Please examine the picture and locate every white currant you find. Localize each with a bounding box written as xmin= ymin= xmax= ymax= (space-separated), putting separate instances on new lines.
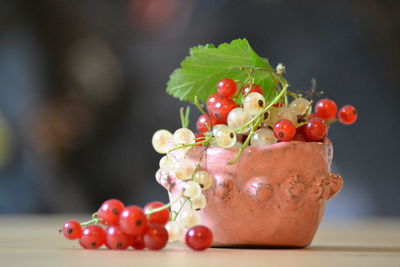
xmin=250 ymin=128 xmax=277 ymax=146
xmin=212 ymin=124 xmax=236 ymax=148
xmin=243 ymin=92 xmax=265 ymax=116
xmin=195 ymin=171 xmax=212 ymax=190
xmin=152 ymin=129 xmax=173 ymax=154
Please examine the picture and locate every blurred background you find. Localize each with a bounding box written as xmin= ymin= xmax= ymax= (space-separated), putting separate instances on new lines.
xmin=0 ymin=0 xmax=399 ymax=217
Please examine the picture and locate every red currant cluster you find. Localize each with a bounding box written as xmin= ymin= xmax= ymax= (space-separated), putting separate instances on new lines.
xmin=61 ymin=199 xmax=213 ymax=251
xmin=194 ymin=77 xmax=357 ymax=148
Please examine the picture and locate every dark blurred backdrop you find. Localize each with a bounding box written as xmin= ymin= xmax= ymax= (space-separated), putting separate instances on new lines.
xmin=0 ymin=0 xmax=399 ymax=217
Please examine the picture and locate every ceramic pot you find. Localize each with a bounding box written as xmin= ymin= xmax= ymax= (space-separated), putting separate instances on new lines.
xmin=156 ymin=140 xmax=342 ymax=247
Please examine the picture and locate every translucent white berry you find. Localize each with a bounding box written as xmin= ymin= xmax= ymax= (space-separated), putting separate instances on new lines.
xmin=152 ymin=129 xmax=173 ymax=154
xmin=269 ymin=107 xmax=297 ymax=127
xmin=165 ymin=221 xmax=184 ymax=242
xmin=289 ymin=98 xmax=310 ymax=115
xmin=232 ymin=141 xmax=243 ymax=147
xmin=179 ymin=209 xmax=200 ymax=228
xmin=212 ymin=124 xmax=236 ymax=148
xmin=173 ymin=128 xmax=195 ymax=151
xmin=183 ymin=181 xmax=202 ymax=199
xmin=173 ymin=159 xmax=196 ymax=180
xmin=227 ymin=107 xmax=252 ymax=134
xmin=250 ymin=128 xmax=277 ymax=146
xmin=159 ymin=155 xmax=174 ymax=172
xmin=191 ymin=194 xmax=207 ymax=210
xmin=195 ymin=171 xmax=212 ymax=190
xmin=243 ymin=92 xmax=265 ymax=116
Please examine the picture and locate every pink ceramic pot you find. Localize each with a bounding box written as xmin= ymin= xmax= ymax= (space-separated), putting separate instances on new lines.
xmin=156 ymin=140 xmax=342 ymax=247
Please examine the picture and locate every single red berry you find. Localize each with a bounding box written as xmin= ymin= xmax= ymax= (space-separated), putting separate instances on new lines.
xmin=217 ymin=78 xmax=237 ymax=98
xmin=105 ymin=226 xmax=130 ymax=250
xmin=196 ymin=114 xmax=215 ymax=133
xmin=119 ymin=206 xmax=147 ymax=236
xmin=131 ymin=234 xmax=146 ymax=250
xmin=144 ymin=202 xmax=170 ymax=226
xmin=62 ymin=220 xmax=82 ymax=240
xmin=210 ymin=97 xmax=237 ymax=124
xmin=305 ymin=118 xmax=328 ymax=141
xmin=185 ymin=225 xmax=213 ymax=251
xmin=79 ymin=225 xmax=106 ymax=249
xmin=293 ymin=125 xmax=309 ymax=142
xmin=273 ymin=120 xmax=296 ymax=142
xmin=195 ymin=133 xmax=206 ymax=146
xmin=206 ymin=93 xmax=223 ymax=114
xmin=242 ymin=84 xmax=263 ymax=96
xmin=98 ymin=199 xmax=125 ymax=226
xmin=338 ymin=105 xmax=357 ymax=125
xmin=315 ymin=99 xmax=338 ymax=121
xmin=143 ymin=224 xmax=168 ymax=250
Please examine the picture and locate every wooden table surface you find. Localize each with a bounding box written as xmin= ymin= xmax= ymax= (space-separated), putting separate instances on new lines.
xmin=0 ymin=215 xmax=399 ymax=267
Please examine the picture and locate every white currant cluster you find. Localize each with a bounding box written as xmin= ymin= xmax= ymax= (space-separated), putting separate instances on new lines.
xmin=152 ymin=128 xmax=213 ymax=242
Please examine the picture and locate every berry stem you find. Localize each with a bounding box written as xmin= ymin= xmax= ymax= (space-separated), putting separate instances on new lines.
xmin=194 ymin=96 xmax=207 ymax=115
xmin=167 ymin=135 xmax=213 ymax=153
xmin=145 ymin=194 xmax=183 ymax=216
xmin=171 ymin=197 xmax=190 ymax=221
xmin=180 ymin=106 xmax=191 ymax=128
xmin=80 ymin=217 xmax=102 ymax=227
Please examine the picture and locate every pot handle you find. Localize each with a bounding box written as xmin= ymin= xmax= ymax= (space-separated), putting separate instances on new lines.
xmin=327 ymin=173 xmax=343 ymax=200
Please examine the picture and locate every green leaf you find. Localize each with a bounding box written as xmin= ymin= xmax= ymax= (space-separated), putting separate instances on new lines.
xmin=166 ymin=39 xmax=278 ymax=104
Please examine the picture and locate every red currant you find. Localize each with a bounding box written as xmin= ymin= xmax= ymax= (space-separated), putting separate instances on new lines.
xmin=338 ymin=105 xmax=357 ymax=125
xmin=273 ymin=120 xmax=296 ymax=141
xmin=105 ymin=226 xmax=130 ymax=250
xmin=206 ymin=93 xmax=223 ymax=114
xmin=305 ymin=118 xmax=328 ymax=141
xmin=79 ymin=225 xmax=106 ymax=249
xmin=195 ymin=133 xmax=206 ymax=146
xmin=217 ymin=78 xmax=237 ymax=98
xmin=293 ymin=125 xmax=309 ymax=142
xmin=185 ymin=225 xmax=213 ymax=251
xmin=144 ymin=201 xmax=170 ymax=226
xmin=210 ymin=97 xmax=237 ymax=124
xmin=143 ymin=224 xmax=168 ymax=250
xmin=315 ymin=99 xmax=338 ymax=121
xmin=196 ymin=114 xmax=215 ymax=133
xmin=119 ymin=206 xmax=147 ymax=236
xmin=62 ymin=220 xmax=82 ymax=240
xmin=242 ymin=84 xmax=263 ymax=96
xmin=131 ymin=234 xmax=146 ymax=250
xmin=98 ymin=199 xmax=125 ymax=226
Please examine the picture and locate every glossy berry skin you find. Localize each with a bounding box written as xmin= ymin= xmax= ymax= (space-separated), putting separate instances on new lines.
xmin=217 ymin=78 xmax=237 ymax=98
xmin=98 ymin=199 xmax=125 ymax=226
xmin=119 ymin=206 xmax=147 ymax=236
xmin=144 ymin=202 xmax=170 ymax=226
xmin=315 ymin=99 xmax=338 ymax=121
xmin=62 ymin=220 xmax=82 ymax=240
xmin=338 ymin=105 xmax=357 ymax=125
xmin=131 ymin=234 xmax=146 ymax=250
xmin=242 ymin=84 xmax=263 ymax=96
xmin=105 ymin=226 xmax=130 ymax=250
xmin=273 ymin=120 xmax=296 ymax=142
xmin=143 ymin=224 xmax=169 ymax=250
xmin=210 ymin=97 xmax=237 ymax=124
xmin=206 ymin=93 xmax=223 ymax=114
xmin=185 ymin=225 xmax=213 ymax=251
xmin=196 ymin=114 xmax=215 ymax=133
xmin=293 ymin=125 xmax=309 ymax=142
xmin=79 ymin=225 xmax=106 ymax=249
xmin=305 ymin=118 xmax=328 ymax=141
